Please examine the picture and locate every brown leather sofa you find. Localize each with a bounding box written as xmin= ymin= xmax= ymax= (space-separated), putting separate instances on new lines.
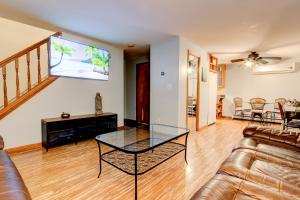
xmin=191 ymin=126 xmax=300 ymax=200
xmin=0 ymin=135 xmax=32 ymax=200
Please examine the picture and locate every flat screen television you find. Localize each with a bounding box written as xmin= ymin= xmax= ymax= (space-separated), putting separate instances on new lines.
xmin=49 ymin=36 xmax=110 ymax=80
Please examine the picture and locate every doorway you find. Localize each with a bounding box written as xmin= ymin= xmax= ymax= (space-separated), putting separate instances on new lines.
xmin=186 ymin=50 xmax=200 ymax=131
xmin=124 ymin=46 xmax=150 ymax=127
xmin=136 ymin=62 xmax=150 ymax=125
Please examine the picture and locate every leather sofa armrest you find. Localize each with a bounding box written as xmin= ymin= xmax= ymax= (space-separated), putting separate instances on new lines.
xmin=0 ymin=135 xmax=4 ymax=150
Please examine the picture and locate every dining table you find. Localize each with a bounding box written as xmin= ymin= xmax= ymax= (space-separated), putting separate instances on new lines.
xmin=243 ymin=102 xmax=274 ymax=121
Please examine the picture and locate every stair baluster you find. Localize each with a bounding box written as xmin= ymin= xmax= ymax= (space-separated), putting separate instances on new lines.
xmin=15 ymin=58 xmax=20 ymax=98
xmin=2 ymin=65 xmax=8 ymax=107
xmin=37 ymin=47 xmax=41 ymax=84
xmin=26 ymin=52 xmax=31 ymax=91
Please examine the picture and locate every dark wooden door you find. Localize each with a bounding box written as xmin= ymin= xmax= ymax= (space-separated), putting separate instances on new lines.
xmin=136 ymin=62 xmax=150 ymax=125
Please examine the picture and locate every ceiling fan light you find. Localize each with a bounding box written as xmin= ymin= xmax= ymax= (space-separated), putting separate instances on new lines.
xmin=245 ymin=60 xmax=252 ymax=67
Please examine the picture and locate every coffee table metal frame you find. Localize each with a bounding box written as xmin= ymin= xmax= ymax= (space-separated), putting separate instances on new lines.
xmin=95 ymin=124 xmax=189 ymax=200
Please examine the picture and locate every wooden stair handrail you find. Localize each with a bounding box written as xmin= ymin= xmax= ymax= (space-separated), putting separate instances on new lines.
xmin=0 ymin=32 xmax=61 ymax=67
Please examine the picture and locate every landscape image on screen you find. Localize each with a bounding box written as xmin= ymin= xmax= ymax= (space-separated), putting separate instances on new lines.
xmin=49 ymin=36 xmax=110 ymax=80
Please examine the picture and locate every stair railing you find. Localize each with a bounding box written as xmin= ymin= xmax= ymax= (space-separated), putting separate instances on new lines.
xmin=0 ymin=32 xmax=61 ymax=119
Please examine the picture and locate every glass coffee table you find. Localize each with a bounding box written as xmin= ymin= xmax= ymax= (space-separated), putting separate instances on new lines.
xmin=95 ymin=124 xmax=190 ymax=200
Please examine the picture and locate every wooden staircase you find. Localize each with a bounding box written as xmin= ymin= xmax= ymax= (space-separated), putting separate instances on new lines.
xmin=0 ymin=32 xmax=61 ymax=120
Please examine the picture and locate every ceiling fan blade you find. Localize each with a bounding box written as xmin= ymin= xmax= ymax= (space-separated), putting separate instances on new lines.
xmin=231 ymin=58 xmax=246 ymax=63
xmin=257 ymin=59 xmax=268 ymax=64
xmin=260 ymin=57 xmax=282 ymax=60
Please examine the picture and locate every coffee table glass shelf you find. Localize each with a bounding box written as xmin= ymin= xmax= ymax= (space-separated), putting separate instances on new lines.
xmin=95 ymin=124 xmax=190 ymax=200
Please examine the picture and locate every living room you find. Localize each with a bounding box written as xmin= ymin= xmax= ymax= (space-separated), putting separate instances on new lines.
xmin=0 ymin=0 xmax=300 ymax=200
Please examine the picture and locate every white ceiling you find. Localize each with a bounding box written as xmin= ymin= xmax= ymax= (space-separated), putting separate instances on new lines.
xmin=0 ymin=0 xmax=300 ymax=62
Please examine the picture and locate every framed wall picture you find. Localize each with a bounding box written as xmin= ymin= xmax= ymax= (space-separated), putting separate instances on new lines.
xmin=201 ymin=66 xmax=207 ymax=82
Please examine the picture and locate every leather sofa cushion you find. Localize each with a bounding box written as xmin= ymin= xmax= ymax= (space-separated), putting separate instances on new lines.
xmin=235 ymin=137 xmax=300 ymax=164
xmin=0 ymin=151 xmax=31 ymax=200
xmin=191 ymin=174 xmax=297 ymax=200
xmin=243 ymin=126 xmax=300 ymax=148
xmin=219 ymin=149 xmax=300 ymax=197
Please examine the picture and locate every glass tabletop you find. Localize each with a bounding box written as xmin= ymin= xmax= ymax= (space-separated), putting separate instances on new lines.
xmin=95 ymin=124 xmax=189 ymax=154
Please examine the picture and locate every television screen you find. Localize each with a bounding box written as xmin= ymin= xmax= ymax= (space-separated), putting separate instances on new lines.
xmin=49 ymin=36 xmax=110 ymax=80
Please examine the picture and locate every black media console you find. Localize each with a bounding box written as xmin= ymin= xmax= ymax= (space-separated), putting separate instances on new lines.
xmin=42 ymin=113 xmax=117 ymax=150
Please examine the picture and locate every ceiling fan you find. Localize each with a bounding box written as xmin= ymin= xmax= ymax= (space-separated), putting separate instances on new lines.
xmin=231 ymin=52 xmax=282 ymax=66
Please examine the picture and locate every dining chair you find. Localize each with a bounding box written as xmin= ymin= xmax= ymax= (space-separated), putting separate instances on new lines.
xmin=275 ymin=98 xmax=287 ymax=109
xmin=278 ymin=102 xmax=300 ymax=130
xmin=233 ymin=97 xmax=245 ymax=118
xmin=188 ymin=96 xmax=194 ymax=106
xmin=188 ymin=96 xmax=196 ymax=116
xmin=249 ymin=97 xmax=267 ymax=122
xmin=272 ymin=98 xmax=287 ymax=121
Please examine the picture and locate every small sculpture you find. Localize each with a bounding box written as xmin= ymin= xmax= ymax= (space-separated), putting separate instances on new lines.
xmin=95 ymin=92 xmax=103 ymax=115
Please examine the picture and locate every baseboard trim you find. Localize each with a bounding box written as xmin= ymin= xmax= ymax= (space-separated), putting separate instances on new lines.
xmin=5 ymin=143 xmax=42 ymax=155
xmin=117 ymin=126 xmax=125 ymax=130
xmin=221 ymin=116 xmax=233 ymax=119
xmin=124 ymin=118 xmax=137 ymax=127
xmin=198 ymin=125 xmax=208 ymax=131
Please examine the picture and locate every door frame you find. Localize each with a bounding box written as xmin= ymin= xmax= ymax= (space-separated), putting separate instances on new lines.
xmin=186 ymin=50 xmax=201 ymax=131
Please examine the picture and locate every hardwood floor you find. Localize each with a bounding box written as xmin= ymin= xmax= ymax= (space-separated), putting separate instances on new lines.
xmin=10 ymin=119 xmax=247 ymax=200
xmin=187 ymin=116 xmax=197 ymax=131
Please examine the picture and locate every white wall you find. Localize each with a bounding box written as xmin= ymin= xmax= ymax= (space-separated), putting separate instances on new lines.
xmin=0 ymin=18 xmax=124 ymax=148
xmin=178 ymin=37 xmax=211 ymax=127
xmin=0 ymin=17 xmax=53 ymax=60
xmin=125 ymin=56 xmax=149 ymax=120
xmin=208 ymin=72 xmax=217 ymax=125
xmin=150 ymin=36 xmax=180 ymax=126
xmin=150 ymin=36 xmax=213 ymax=128
xmin=223 ymin=63 xmax=300 ymax=116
